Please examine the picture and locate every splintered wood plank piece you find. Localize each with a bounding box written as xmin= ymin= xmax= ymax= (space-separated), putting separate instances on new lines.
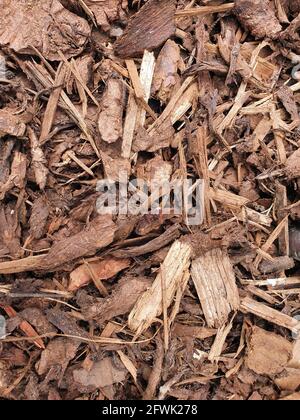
xmin=128 ymin=240 xmax=192 ymax=336
xmin=122 ymin=52 xmax=155 ymax=159
xmin=209 ymin=188 xmax=249 ymax=210
xmin=191 ymin=249 xmax=240 ymax=328
xmin=254 ymin=216 xmax=289 ymax=267
xmin=136 ymin=51 xmax=156 ymax=128
xmin=276 ymin=184 xmax=289 ymax=257
xmin=241 ymin=277 xmax=300 ymax=288
xmin=208 ymin=317 xmax=234 ymax=362
xmin=39 ymin=63 xmax=66 ymax=144
xmin=115 ymin=0 xmax=176 ymax=58
xmin=175 ymin=3 xmax=235 ymax=18
xmin=122 ymin=93 xmax=138 ymax=159
xmin=241 ymin=296 xmax=300 ymax=335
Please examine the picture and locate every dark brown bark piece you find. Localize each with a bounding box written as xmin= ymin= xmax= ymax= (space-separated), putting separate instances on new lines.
xmin=234 ymin=0 xmax=282 ymax=39
xmin=114 ymin=0 xmax=176 ymax=58
xmin=46 ymin=309 xmax=89 ymax=338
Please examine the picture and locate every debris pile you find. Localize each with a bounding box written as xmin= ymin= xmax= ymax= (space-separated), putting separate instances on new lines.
xmin=1 ymin=0 xmax=300 ymax=401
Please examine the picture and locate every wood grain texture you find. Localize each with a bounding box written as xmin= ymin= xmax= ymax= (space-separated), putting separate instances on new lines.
xmin=115 ymin=0 xmax=176 ymax=58
xmin=191 ymin=248 xmax=240 ymax=328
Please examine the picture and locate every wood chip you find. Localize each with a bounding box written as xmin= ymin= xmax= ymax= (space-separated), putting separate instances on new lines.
xmin=241 ymin=296 xmax=300 ymax=335
xmin=115 ymin=0 xmax=176 ymax=58
xmin=128 ymin=240 xmax=192 ymax=336
xmin=191 ymin=248 xmax=240 ymax=328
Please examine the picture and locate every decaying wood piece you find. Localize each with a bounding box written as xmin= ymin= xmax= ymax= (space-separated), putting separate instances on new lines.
xmin=191 ymin=248 xmax=240 ymax=328
xmin=0 ymin=110 xmax=26 ymax=138
xmin=241 ymin=297 xmax=300 ymax=335
xmin=115 ymin=0 xmax=176 ymax=58
xmin=234 ymin=0 xmax=282 ymax=39
xmin=128 ymin=240 xmax=192 ymax=336
xmin=0 ymin=0 xmax=91 ymax=60
xmin=98 ymin=78 xmax=125 ymax=143
xmin=246 ymin=285 xmax=279 ymax=305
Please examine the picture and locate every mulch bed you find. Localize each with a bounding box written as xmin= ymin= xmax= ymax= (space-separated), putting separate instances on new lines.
xmin=0 ymin=0 xmax=300 ymax=401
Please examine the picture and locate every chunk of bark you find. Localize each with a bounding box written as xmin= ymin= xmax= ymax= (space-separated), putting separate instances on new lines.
xmin=0 ymin=152 xmax=27 ymax=200
xmin=98 ymin=78 xmax=125 ymax=143
xmin=29 ymin=196 xmax=50 ymax=240
xmin=128 ymin=240 xmax=192 ymax=335
xmin=84 ymin=0 xmax=127 ymax=31
xmin=173 ymin=323 xmax=217 ymax=340
xmin=0 ymin=0 xmax=90 ymax=61
xmin=0 ymin=215 xmax=116 ymax=273
xmin=46 ymin=309 xmax=89 ymax=338
xmin=142 ymin=156 xmax=173 ymax=189
xmin=151 ymin=40 xmax=182 ymax=103
xmin=277 ymin=86 xmax=299 ymax=122
xmin=0 ymin=109 xmax=26 ymax=138
xmin=42 ymin=215 xmax=117 ymax=271
xmin=285 ymin=149 xmax=300 ymax=180
xmin=191 ymin=248 xmax=240 ymax=328
xmin=100 ymin=150 xmax=131 ymax=182
xmin=37 ymin=338 xmax=79 ymax=376
xmin=68 ymin=257 xmax=131 ymax=292
xmin=80 ymin=276 xmax=152 ymax=323
xmin=73 ymin=357 xmax=127 ymax=390
xmin=234 ymin=0 xmax=282 ymax=39
xmin=278 ymin=14 xmax=300 ymax=55
xmin=20 ymin=308 xmax=56 ymax=336
xmin=246 ymin=327 xmax=292 ymax=376
xmin=0 ymin=203 xmax=22 ymax=259
xmin=259 ymin=256 xmax=295 ymax=274
xmin=275 ymin=369 xmax=300 ymax=392
xmin=132 ymin=121 xmax=175 ymax=153
xmin=115 ymin=0 xmax=176 ymax=58
xmin=0 ymin=140 xmax=14 ymax=184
